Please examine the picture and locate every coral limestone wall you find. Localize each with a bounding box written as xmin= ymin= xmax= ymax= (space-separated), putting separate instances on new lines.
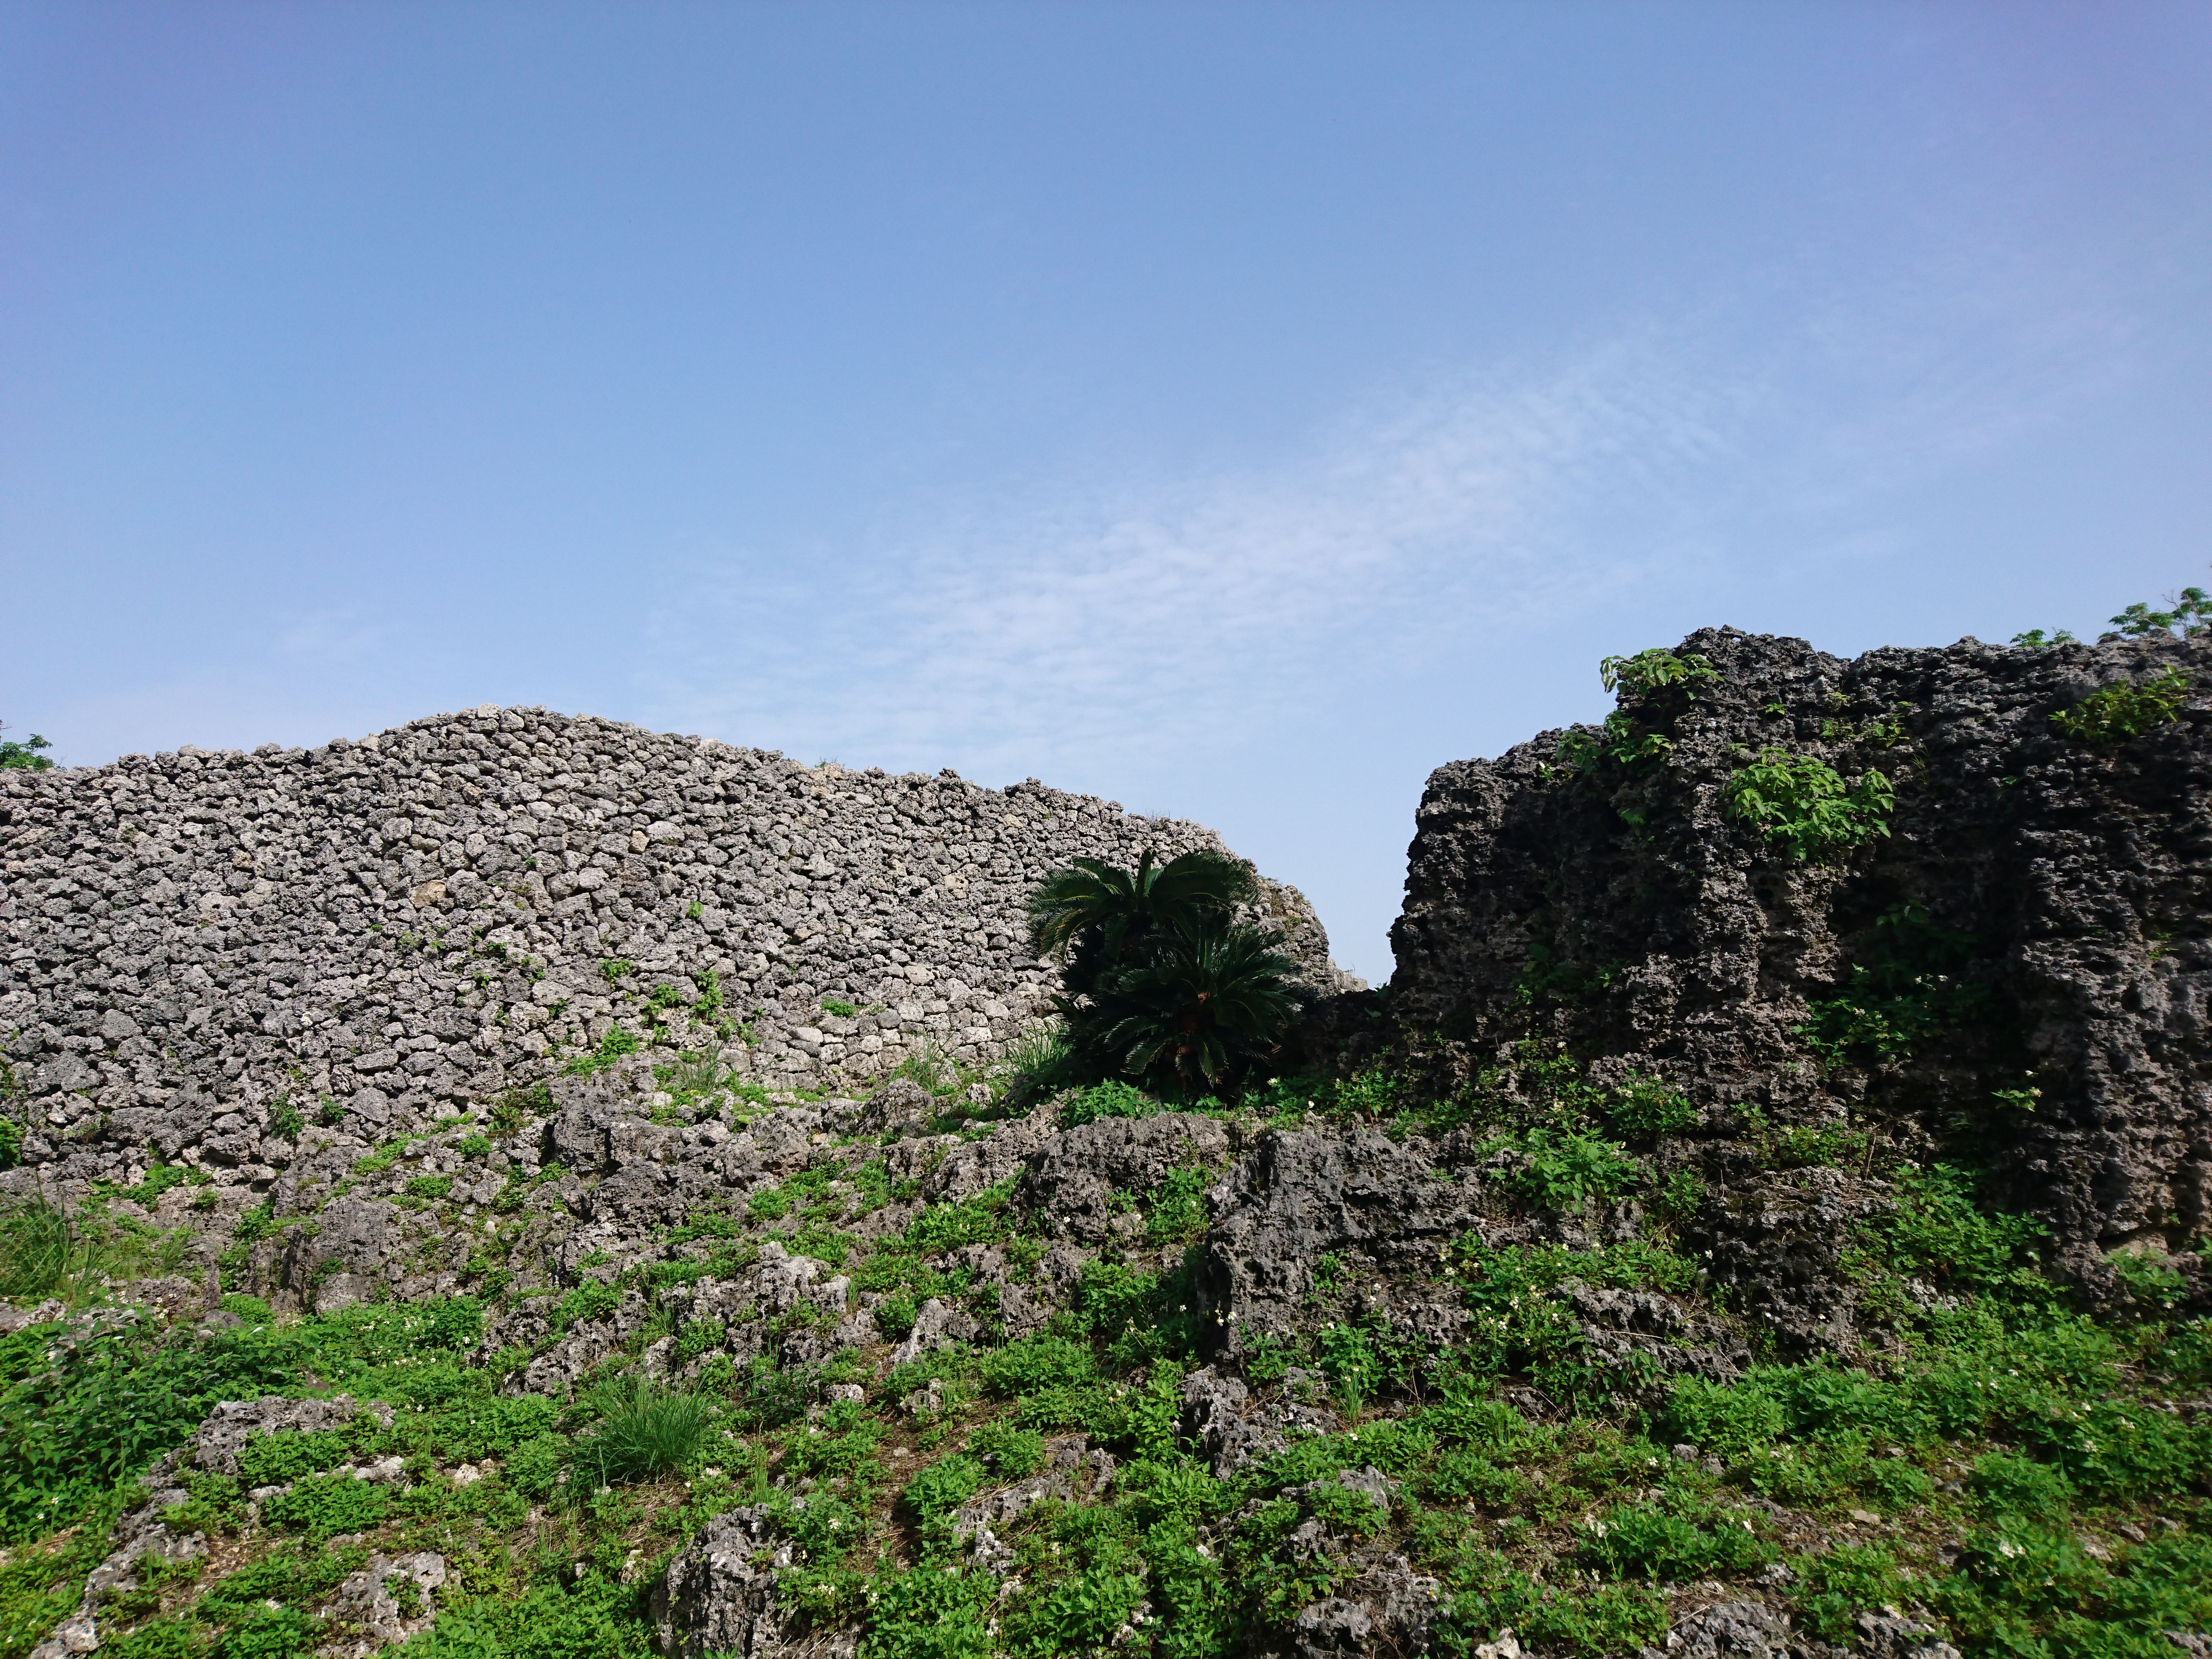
xmin=0 ymin=706 xmax=1337 ymax=1197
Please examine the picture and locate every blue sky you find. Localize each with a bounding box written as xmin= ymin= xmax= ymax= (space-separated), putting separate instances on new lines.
xmin=5 ymin=2 xmax=2209 ymax=979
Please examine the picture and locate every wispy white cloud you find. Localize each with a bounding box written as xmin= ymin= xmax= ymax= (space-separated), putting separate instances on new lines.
xmin=276 ymin=608 xmax=390 ymax=662
xmin=636 ymin=254 xmax=2136 ymax=803
xmin=641 ymin=328 xmax=1759 ymax=778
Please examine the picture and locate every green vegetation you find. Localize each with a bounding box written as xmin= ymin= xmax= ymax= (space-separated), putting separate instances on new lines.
xmin=992 ymin=1021 xmax=1074 ymax=1102
xmin=2051 ymin=667 xmax=2192 ymax=746
xmin=2102 ymin=585 xmax=2210 ymax=640
xmin=0 ymin=1192 xmax=186 ymax=1306
xmin=118 ymin=1163 xmax=199 ymax=1207
xmin=1554 ymin=646 xmax=1717 ymax=784
xmin=1026 ymin=846 xmax=1255 ymax=991
xmin=1029 ymin=848 xmax=1299 ymax=1097
xmin=1556 ymin=712 xmax=1675 ymax=775
xmin=1086 ymin=919 xmax=1299 ymax=1096
xmin=0 ymin=1074 xmax=2204 ymax=1659
xmin=564 ymin=1025 xmax=640 ymax=1077
xmin=489 ymin=1081 xmax=552 ymax=1137
xmin=2016 ymin=575 xmax=2210 ymax=648
xmin=1277 ymin=1042 xmax=1696 ymax=1155
xmin=1724 ymin=748 xmax=1894 ymax=862
xmin=1799 ymin=903 xmax=1993 ymax=1068
xmin=1056 ymin=1079 xmax=1160 ymax=1128
xmin=1598 ymin=648 xmax=1718 ymax=699
xmin=0 ymin=726 xmax=54 ymax=772
xmin=568 ymin=1377 xmax=713 ymax=1489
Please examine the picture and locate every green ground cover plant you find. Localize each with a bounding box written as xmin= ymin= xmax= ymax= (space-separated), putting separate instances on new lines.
xmin=0 ymin=1192 xmax=187 ymax=1305
xmin=0 ymin=1163 xmax=2202 ymax=1659
xmin=2051 ymin=667 xmax=2192 ymax=746
xmin=1725 ymin=749 xmax=1895 ymax=862
xmin=2 ymin=1043 xmax=2206 ymax=1659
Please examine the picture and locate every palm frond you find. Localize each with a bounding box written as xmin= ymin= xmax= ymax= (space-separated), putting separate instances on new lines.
xmin=1090 ymin=915 xmax=1300 ymax=1096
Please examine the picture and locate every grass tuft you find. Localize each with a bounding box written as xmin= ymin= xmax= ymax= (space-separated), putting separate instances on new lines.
xmin=568 ymin=1377 xmax=714 ymax=1489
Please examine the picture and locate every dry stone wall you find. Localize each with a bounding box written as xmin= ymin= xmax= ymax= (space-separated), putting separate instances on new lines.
xmin=0 ymin=706 xmax=1340 ymax=1198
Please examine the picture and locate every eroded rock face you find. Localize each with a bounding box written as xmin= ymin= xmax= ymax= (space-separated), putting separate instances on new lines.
xmin=0 ymin=706 xmax=1340 ymax=1207
xmin=1852 ymin=1610 xmax=1964 ymax=1659
xmin=1658 ymin=1600 xmax=1794 ymax=1659
xmin=1288 ymin=1557 xmax=1441 ymax=1659
xmin=1178 ymin=1364 xmax=1350 ymax=1478
xmin=1197 ymin=1127 xmax=1485 ymax=1352
xmin=1021 ymin=1113 xmax=1232 ymax=1243
xmin=328 ymin=1552 xmax=447 ymax=1658
xmin=652 ymin=1507 xmax=858 ymax=1659
xmin=1391 ymin=627 xmax=2212 ymax=1300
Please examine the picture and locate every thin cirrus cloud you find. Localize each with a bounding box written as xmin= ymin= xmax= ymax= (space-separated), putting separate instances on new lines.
xmin=638 ymin=266 xmax=2125 ymax=791
xmin=276 ymin=610 xmax=390 ymax=663
xmin=642 ymin=327 xmax=1745 ymax=781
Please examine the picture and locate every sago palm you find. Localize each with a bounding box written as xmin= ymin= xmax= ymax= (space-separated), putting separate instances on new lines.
xmin=1025 ymin=846 xmax=1257 ymax=995
xmin=1089 ymin=916 xmax=1300 ymax=1096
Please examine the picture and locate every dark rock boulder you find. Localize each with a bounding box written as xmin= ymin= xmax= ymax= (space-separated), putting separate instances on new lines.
xmin=1018 ymin=1112 xmax=1230 ymax=1243
xmin=651 ymin=1507 xmax=797 ymax=1659
xmin=1197 ymin=1127 xmax=1485 ymax=1355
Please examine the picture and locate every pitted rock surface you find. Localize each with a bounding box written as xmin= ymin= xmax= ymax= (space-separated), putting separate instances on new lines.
xmin=329 ymin=1552 xmax=447 ymax=1658
xmin=1657 ymin=1600 xmax=1795 ymax=1659
xmin=0 ymin=706 xmax=1341 ymax=1211
xmin=1289 ymin=1557 xmax=1441 ymax=1659
xmin=1019 ymin=1112 xmax=1232 ymax=1242
xmin=1391 ymin=626 xmax=2212 ymax=1306
xmin=1852 ymin=1611 xmax=1964 ymax=1659
xmin=652 ymin=1506 xmax=858 ymax=1659
xmin=1198 ymin=1127 xmax=1487 ymax=1352
xmin=1179 ymin=1364 xmax=1342 ymax=1479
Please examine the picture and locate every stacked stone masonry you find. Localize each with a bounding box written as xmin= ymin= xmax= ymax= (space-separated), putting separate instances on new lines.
xmin=0 ymin=706 xmax=1340 ymax=1199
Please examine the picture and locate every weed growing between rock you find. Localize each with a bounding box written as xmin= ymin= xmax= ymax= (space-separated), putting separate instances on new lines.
xmin=2050 ymin=668 xmax=2193 ymax=747
xmin=1 ymin=1046 xmax=2203 ymax=1659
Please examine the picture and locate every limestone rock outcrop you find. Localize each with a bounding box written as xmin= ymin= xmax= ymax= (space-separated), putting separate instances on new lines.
xmin=1391 ymin=626 xmax=2212 ymax=1303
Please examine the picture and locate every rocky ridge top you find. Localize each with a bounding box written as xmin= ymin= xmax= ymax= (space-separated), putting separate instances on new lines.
xmin=3 ymin=634 xmax=2208 ymax=1659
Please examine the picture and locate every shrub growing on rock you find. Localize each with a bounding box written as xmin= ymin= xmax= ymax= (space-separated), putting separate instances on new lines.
xmin=2051 ymin=666 xmax=2192 ymax=745
xmin=1723 ymin=749 xmax=1893 ymax=862
xmin=0 ymin=724 xmax=53 ymax=771
xmin=1025 ymin=847 xmax=1256 ymax=997
xmin=1031 ymin=849 xmax=1300 ymax=1097
xmin=1085 ymin=916 xmax=1300 ymax=1096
